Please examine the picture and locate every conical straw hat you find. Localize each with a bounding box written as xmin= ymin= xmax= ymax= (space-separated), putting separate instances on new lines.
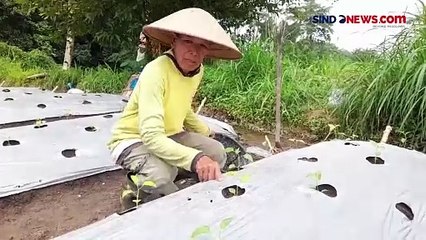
xmin=143 ymin=8 xmax=242 ymax=60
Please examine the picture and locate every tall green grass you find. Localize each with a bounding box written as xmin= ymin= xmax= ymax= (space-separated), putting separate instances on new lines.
xmin=0 ymin=41 xmax=130 ymax=93
xmin=200 ymin=39 xmax=358 ymax=133
xmin=336 ymin=5 xmax=426 ymax=151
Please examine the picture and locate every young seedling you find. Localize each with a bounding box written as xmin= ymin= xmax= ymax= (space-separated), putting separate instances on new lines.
xmin=324 ymin=124 xmax=340 ymax=141
xmin=129 ymin=174 xmax=157 ymax=207
xmin=225 ymin=147 xmax=253 ymax=171
xmin=191 ymin=217 xmax=233 ymax=240
xmin=307 ymin=171 xmax=322 ymax=190
xmin=369 ymin=140 xmax=385 ymax=164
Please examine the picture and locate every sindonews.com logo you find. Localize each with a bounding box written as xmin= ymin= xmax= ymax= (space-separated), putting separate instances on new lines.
xmin=311 ymin=15 xmax=407 ymax=27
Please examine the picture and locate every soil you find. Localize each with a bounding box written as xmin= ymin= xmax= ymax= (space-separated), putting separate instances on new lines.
xmin=0 ymin=108 xmax=317 ymax=240
xmin=0 ymin=170 xmax=127 ymax=240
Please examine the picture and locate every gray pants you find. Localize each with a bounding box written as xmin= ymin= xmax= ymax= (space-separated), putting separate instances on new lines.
xmin=116 ymin=131 xmax=227 ymax=195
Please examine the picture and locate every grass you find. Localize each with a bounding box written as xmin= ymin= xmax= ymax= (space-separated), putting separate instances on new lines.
xmin=0 ymin=42 xmax=131 ymax=94
xmin=335 ymin=4 xmax=426 ymax=152
xmin=199 ymin=39 xmax=357 ymax=136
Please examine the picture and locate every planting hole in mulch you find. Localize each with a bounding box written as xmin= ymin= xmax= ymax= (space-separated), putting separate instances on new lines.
xmin=222 ymin=185 xmax=245 ymax=198
xmin=62 ymin=149 xmax=77 ymax=158
xmin=103 ymin=115 xmax=113 ymax=119
xmin=82 ymin=100 xmax=92 ymax=104
xmin=344 ymin=142 xmax=360 ymax=146
xmin=54 ymin=95 xmax=63 ymax=98
xmin=37 ymin=104 xmax=47 ymax=109
xmin=85 ymin=126 xmax=97 ymax=132
xmin=2 ymin=88 xmax=10 ymax=92
xmin=34 ymin=124 xmax=48 ymax=129
xmin=95 ymin=94 xmax=102 ymax=97
xmin=395 ymin=202 xmax=414 ymax=220
xmin=3 ymin=140 xmax=20 ymax=146
xmin=315 ymin=184 xmax=337 ymax=198
xmin=366 ymin=156 xmax=385 ymax=164
xmin=298 ymin=157 xmax=318 ymax=162
xmin=122 ymin=99 xmax=128 ymax=103
xmin=4 ymin=97 xmax=14 ymax=101
xmin=25 ymin=92 xmax=32 ymax=95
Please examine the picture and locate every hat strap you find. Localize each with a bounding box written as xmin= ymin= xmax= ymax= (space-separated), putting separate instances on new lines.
xmin=163 ymin=51 xmax=201 ymax=77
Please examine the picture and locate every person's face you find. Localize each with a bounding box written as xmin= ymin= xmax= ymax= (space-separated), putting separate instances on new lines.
xmin=172 ymin=34 xmax=210 ymax=73
xmin=139 ymin=33 xmax=146 ymax=48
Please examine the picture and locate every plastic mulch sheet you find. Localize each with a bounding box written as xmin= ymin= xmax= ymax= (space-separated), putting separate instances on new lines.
xmin=0 ymin=87 xmax=242 ymax=198
xmin=54 ymin=140 xmax=426 ymax=240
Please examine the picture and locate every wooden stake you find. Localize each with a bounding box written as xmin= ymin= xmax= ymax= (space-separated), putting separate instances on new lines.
xmin=274 ymin=20 xmax=286 ymax=149
xmin=380 ymin=125 xmax=392 ymax=143
xmin=196 ymin=97 xmax=207 ymax=114
xmin=52 ymin=86 xmax=58 ymax=93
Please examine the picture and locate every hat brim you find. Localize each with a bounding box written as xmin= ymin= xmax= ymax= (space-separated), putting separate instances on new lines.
xmin=143 ymin=26 xmax=242 ymax=60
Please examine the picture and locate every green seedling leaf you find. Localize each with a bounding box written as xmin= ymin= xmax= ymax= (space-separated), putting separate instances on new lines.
xmin=132 ymin=199 xmax=142 ymax=204
xmin=307 ymin=171 xmax=322 ymax=182
xmin=191 ymin=225 xmax=211 ymax=239
xmin=225 ymin=147 xmax=235 ymax=153
xmin=220 ymin=217 xmax=233 ymax=231
xmin=296 ymin=139 xmax=306 ymax=144
xmin=239 ymin=174 xmax=251 ymax=183
xmin=229 ymin=188 xmax=236 ymax=195
xmin=228 ymin=163 xmax=236 ymax=169
xmin=130 ymin=175 xmax=139 ymax=185
xmin=235 ymin=148 xmax=241 ymax=154
xmin=142 ymin=180 xmax=157 ymax=188
xmin=225 ymin=171 xmax=237 ymax=176
xmin=243 ymin=153 xmax=253 ymax=162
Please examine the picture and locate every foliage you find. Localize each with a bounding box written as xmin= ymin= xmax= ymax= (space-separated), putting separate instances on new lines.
xmin=0 ymin=42 xmax=55 ymax=69
xmin=0 ymin=42 xmax=129 ymax=92
xmin=0 ymin=0 xmax=52 ymax=52
xmin=336 ymin=3 xmax=426 ymax=152
xmin=199 ymin=39 xmax=355 ymax=132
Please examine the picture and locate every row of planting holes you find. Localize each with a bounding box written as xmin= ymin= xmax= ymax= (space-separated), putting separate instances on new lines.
xmin=296 ymin=142 xmax=414 ymax=221
xmin=2 ymin=114 xmax=114 ymax=154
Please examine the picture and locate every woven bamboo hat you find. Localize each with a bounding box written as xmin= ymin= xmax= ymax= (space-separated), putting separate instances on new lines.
xmin=143 ymin=8 xmax=242 ymax=60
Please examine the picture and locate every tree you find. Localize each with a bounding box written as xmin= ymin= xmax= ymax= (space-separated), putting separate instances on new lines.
xmin=15 ymin=0 xmax=104 ymax=69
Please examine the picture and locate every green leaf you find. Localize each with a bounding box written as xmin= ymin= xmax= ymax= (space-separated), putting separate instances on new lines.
xmin=229 ymin=188 xmax=236 ymax=195
xmin=220 ymin=217 xmax=233 ymax=230
xmin=191 ymin=225 xmax=211 ymax=239
xmin=243 ymin=153 xmax=254 ymax=162
xmin=307 ymin=171 xmax=321 ymax=181
xmin=225 ymin=171 xmax=237 ymax=176
xmin=225 ymin=147 xmax=235 ymax=153
xmin=142 ymin=180 xmax=157 ymax=188
xmin=239 ymin=174 xmax=251 ymax=183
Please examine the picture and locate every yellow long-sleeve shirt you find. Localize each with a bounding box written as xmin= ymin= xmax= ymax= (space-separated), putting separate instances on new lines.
xmin=107 ymin=51 xmax=211 ymax=171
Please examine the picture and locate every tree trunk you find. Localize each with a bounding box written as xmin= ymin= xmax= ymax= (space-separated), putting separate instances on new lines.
xmin=275 ymin=21 xmax=286 ymax=149
xmin=62 ymin=29 xmax=75 ymax=70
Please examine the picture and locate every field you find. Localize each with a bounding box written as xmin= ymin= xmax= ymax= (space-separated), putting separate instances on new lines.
xmin=1 ymin=6 xmax=426 ymax=239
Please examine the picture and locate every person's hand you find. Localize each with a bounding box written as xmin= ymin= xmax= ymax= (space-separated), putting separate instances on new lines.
xmin=195 ymin=156 xmax=222 ymax=182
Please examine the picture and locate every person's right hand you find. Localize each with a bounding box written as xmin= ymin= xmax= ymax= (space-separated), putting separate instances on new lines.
xmin=195 ymin=156 xmax=222 ymax=182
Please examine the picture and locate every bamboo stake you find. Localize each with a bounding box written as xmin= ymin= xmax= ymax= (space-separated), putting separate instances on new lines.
xmin=196 ymin=97 xmax=207 ymax=114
